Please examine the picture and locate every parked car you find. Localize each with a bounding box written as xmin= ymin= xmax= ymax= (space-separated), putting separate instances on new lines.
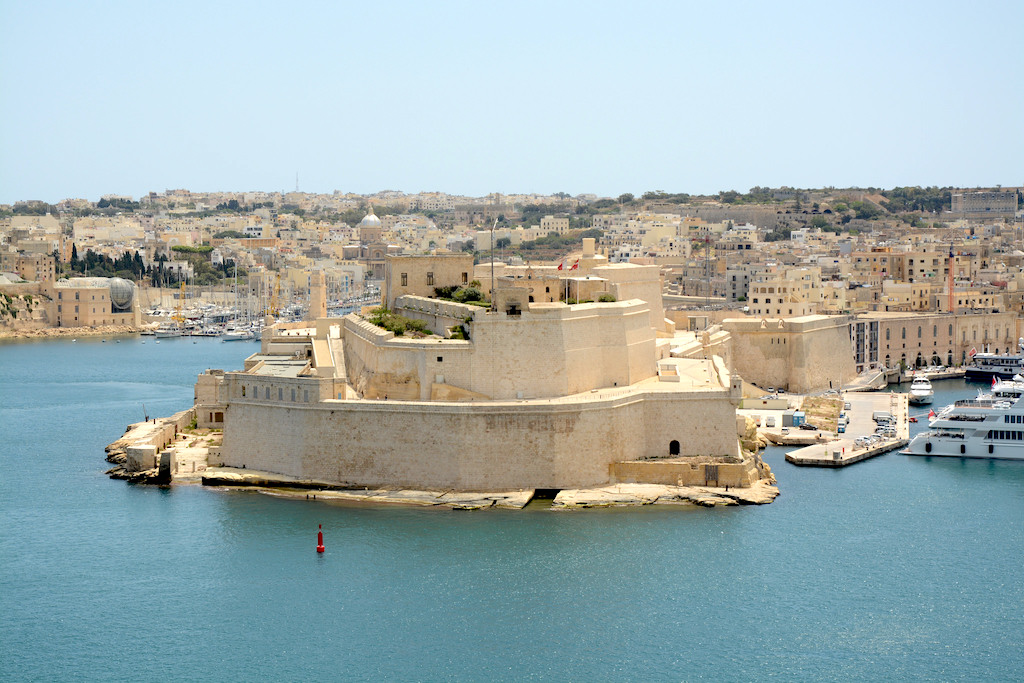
xmin=798 ymin=423 xmax=818 ymax=431
xmin=844 ymin=401 xmax=852 ymax=411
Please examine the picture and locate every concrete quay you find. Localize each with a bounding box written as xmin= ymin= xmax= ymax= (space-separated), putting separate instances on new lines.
xmin=785 ymin=391 xmax=909 ymax=467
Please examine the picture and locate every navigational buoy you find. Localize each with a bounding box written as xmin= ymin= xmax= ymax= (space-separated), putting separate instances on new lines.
xmin=316 ymin=524 xmax=325 ymax=553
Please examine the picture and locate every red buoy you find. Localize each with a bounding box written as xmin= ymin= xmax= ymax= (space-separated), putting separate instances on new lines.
xmin=316 ymin=524 xmax=325 ymax=553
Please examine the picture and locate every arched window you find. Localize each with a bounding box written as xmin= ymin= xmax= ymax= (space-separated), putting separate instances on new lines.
xmin=918 ymin=326 xmax=922 ymax=338
xmin=902 ymin=327 xmax=906 ymax=339
xmin=933 ymin=325 xmax=937 ymax=337
xmin=669 ymin=440 xmax=680 ymax=456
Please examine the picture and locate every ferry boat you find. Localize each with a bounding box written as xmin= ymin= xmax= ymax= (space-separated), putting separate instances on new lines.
xmin=908 ymin=377 xmax=934 ymax=405
xmin=902 ymin=395 xmax=1024 ymax=461
xmin=964 ymin=339 xmax=1024 ymax=381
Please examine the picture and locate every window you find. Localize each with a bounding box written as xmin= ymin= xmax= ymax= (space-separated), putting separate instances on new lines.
xmin=669 ymin=440 xmax=680 ymax=456
xmin=426 ymin=272 xmax=434 ymax=286
xmin=401 ymin=273 xmax=408 ymax=286
xmin=918 ymin=326 xmax=922 ymax=338
xmin=437 ymin=356 xmax=443 ymax=363
xmin=462 ymin=272 xmax=468 ymax=284
xmin=902 ymin=328 xmax=906 ymax=339
xmin=886 ymin=328 xmax=890 ymax=340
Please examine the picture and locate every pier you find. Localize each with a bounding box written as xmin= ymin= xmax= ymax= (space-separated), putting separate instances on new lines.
xmin=785 ymin=391 xmax=909 ymax=467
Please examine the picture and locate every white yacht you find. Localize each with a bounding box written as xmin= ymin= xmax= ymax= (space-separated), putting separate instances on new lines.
xmin=908 ymin=376 xmax=934 ymax=405
xmin=903 ymin=395 xmax=1024 ymax=460
xmin=154 ymin=322 xmax=182 ymax=339
xmin=222 ymin=325 xmax=257 ymax=342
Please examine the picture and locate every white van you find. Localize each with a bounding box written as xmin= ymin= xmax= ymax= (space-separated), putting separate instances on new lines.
xmin=765 ymin=416 xmax=776 ymax=428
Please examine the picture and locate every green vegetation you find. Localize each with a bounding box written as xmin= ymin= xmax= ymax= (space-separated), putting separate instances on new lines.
xmin=434 ymin=285 xmax=485 ymax=303
xmin=71 ymin=248 xmax=146 ymax=280
xmin=366 ymin=308 xmax=431 ymax=337
xmin=213 ymin=230 xmax=246 ymax=239
xmin=96 ymin=197 xmax=140 ymax=211
xmin=879 ymin=186 xmax=951 ymax=214
xmin=517 ymin=229 xmax=602 ymax=252
xmin=167 ymin=247 xmax=242 ymax=286
xmin=597 ymin=293 xmax=617 ymax=302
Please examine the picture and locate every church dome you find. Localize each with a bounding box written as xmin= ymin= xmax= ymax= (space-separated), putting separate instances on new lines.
xmin=358 ymin=206 xmax=381 ymax=227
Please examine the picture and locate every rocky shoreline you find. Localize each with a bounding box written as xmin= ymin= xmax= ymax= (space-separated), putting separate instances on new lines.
xmin=197 ymin=470 xmax=778 ymax=510
xmin=105 ymin=411 xmax=780 ymax=510
xmin=0 ymin=324 xmax=139 ymax=340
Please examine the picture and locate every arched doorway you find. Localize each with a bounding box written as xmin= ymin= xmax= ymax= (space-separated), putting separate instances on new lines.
xmin=669 ymin=440 xmax=680 ymax=456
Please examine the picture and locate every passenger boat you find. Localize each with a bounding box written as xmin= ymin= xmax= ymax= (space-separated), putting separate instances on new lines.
xmin=964 ymin=339 xmax=1024 ymax=381
xmin=902 ymin=395 xmax=1024 ymax=460
xmin=908 ymin=377 xmax=934 ymax=405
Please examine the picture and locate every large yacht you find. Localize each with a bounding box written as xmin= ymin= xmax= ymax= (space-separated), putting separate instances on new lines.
xmin=903 ymin=394 xmax=1024 ymax=461
xmin=908 ymin=376 xmax=934 ymax=405
xmin=964 ymin=339 xmax=1024 ymax=381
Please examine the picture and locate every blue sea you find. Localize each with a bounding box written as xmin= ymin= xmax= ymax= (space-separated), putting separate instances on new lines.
xmin=1 ymin=336 xmax=1022 ymax=682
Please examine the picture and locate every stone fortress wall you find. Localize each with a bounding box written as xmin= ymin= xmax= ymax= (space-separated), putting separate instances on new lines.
xmin=346 ymin=298 xmax=657 ymax=401
xmin=722 ymin=315 xmax=856 ymax=393
xmin=217 ymin=362 xmax=744 ymax=490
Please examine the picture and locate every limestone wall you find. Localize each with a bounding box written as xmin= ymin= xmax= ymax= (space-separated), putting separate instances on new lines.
xmin=219 ymin=385 xmax=740 ymax=490
xmin=393 ymin=295 xmax=479 ymax=336
xmin=723 ymin=315 xmax=855 ymax=393
xmin=341 ymin=303 xmax=656 ymax=401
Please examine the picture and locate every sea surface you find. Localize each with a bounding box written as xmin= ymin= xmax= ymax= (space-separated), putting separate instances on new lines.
xmin=1 ymin=337 xmax=1022 ymax=682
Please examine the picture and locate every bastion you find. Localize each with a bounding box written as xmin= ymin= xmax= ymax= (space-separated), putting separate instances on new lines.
xmin=110 ymin=254 xmax=777 ymax=508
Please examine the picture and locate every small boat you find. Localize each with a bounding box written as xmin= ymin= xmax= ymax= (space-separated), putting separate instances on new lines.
xmin=222 ymin=326 xmax=256 ymax=342
xmin=909 ymin=377 xmax=934 ymax=405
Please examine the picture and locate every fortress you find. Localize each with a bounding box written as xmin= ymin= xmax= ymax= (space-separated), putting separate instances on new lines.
xmin=185 ymin=239 xmax=776 ymax=500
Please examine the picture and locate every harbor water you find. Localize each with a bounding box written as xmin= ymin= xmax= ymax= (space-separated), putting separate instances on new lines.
xmin=1 ymin=337 xmax=1023 ymax=681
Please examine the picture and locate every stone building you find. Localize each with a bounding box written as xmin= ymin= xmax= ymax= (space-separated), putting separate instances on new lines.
xmin=192 ymin=258 xmax=771 ymax=492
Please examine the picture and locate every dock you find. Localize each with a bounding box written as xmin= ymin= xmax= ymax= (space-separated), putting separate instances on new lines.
xmin=785 ymin=391 xmax=909 ymax=467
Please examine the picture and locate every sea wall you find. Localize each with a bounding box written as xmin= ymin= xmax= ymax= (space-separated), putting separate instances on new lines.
xmin=219 ymin=387 xmax=740 ymax=490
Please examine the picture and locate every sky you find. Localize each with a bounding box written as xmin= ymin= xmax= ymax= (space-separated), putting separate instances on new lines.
xmin=1 ymin=0 xmax=1021 ymax=204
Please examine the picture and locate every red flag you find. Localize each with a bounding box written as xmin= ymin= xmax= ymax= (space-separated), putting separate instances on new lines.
xmin=969 ymin=347 xmax=977 ymax=357
xmin=557 ymin=262 xmax=563 ymax=270
xmin=993 ymin=376 xmax=998 ymax=387
xmin=928 ymin=409 xmax=936 ymax=419
xmin=570 ymin=259 xmax=579 ymax=270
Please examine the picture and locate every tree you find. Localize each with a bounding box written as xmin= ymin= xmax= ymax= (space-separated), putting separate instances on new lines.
xmin=618 ymin=193 xmax=634 ymax=204
xmin=496 ymin=237 xmax=511 ymax=249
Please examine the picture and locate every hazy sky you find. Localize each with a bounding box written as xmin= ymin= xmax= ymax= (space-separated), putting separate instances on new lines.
xmin=1 ymin=0 xmax=1021 ymax=204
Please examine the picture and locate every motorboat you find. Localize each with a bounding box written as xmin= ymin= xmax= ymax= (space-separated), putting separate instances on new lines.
xmin=908 ymin=377 xmax=934 ymax=405
xmin=222 ymin=326 xmax=257 ymax=341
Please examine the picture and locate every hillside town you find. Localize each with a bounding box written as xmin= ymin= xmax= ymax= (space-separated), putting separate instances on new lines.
xmin=2 ymin=185 xmax=1023 ymax=390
